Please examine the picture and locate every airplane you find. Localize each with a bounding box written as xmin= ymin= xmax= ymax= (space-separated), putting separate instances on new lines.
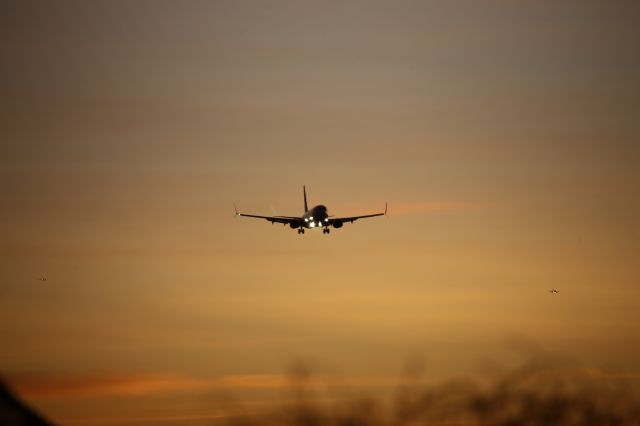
xmin=38 ymin=276 xmax=47 ymax=282
xmin=549 ymin=288 xmax=559 ymax=294
xmin=235 ymin=186 xmax=387 ymax=234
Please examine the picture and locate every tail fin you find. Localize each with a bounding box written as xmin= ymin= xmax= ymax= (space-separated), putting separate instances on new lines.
xmin=303 ymin=185 xmax=309 ymax=212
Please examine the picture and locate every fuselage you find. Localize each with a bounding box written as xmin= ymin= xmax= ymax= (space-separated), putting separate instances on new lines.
xmin=301 ymin=205 xmax=329 ymax=228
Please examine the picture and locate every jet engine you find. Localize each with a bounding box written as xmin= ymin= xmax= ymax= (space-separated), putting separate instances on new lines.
xmin=289 ymin=221 xmax=301 ymax=229
xmin=332 ymin=219 xmax=343 ymax=228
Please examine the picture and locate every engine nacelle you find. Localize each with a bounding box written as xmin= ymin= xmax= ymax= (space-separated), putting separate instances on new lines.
xmin=289 ymin=221 xmax=302 ymax=229
xmin=332 ymin=219 xmax=343 ymax=228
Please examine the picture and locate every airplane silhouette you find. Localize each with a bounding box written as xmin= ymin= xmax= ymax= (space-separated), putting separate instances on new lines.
xmin=235 ymin=186 xmax=386 ymax=234
xmin=549 ymin=288 xmax=559 ymax=294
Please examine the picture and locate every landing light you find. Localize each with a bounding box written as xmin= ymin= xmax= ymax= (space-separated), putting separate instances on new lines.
xmin=310 ymin=222 xmax=315 ymax=228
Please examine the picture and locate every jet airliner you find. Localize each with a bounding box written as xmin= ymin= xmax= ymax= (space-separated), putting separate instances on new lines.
xmin=235 ymin=186 xmax=386 ymax=234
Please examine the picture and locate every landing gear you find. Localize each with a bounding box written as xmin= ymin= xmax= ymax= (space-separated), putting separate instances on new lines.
xmin=323 ymin=228 xmax=330 ymax=234
xmin=298 ymin=228 xmax=305 ymax=234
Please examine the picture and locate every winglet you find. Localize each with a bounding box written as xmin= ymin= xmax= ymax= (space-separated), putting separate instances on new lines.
xmin=384 ymin=202 xmax=388 ymax=216
xmin=234 ymin=204 xmax=240 ymax=216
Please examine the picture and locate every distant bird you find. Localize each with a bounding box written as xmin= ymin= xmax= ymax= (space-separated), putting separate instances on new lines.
xmin=38 ymin=276 xmax=47 ymax=282
xmin=549 ymin=288 xmax=559 ymax=294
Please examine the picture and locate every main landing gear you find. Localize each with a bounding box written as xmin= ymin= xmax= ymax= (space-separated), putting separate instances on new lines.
xmin=297 ymin=227 xmax=331 ymax=234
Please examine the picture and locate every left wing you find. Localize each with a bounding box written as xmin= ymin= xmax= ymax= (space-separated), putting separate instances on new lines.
xmin=328 ymin=203 xmax=387 ymax=225
xmin=235 ymin=205 xmax=300 ymax=225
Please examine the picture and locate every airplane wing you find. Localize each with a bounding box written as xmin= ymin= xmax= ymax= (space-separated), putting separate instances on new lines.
xmin=235 ymin=205 xmax=300 ymax=225
xmin=328 ymin=203 xmax=387 ymax=225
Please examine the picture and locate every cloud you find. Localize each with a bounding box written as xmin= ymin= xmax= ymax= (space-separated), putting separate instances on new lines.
xmin=5 ymin=356 xmax=640 ymax=425
xmin=388 ymin=201 xmax=482 ymax=216
xmin=5 ymin=372 xmax=413 ymax=400
xmin=6 ymin=373 xmax=207 ymax=399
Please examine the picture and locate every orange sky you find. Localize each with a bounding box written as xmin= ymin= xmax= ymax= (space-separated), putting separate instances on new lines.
xmin=1 ymin=1 xmax=640 ymax=424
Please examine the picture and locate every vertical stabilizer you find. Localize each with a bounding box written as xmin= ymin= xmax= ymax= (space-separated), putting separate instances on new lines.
xmin=303 ymin=186 xmax=309 ymax=212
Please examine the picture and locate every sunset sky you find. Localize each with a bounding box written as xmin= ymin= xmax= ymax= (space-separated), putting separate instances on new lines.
xmin=1 ymin=1 xmax=640 ymax=424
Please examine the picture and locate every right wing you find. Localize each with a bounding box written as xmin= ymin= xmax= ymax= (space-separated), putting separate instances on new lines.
xmin=235 ymin=205 xmax=300 ymax=225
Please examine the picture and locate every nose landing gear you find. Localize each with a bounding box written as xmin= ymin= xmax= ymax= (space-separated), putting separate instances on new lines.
xmin=323 ymin=228 xmax=330 ymax=234
xmin=297 ymin=228 xmax=305 ymax=234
